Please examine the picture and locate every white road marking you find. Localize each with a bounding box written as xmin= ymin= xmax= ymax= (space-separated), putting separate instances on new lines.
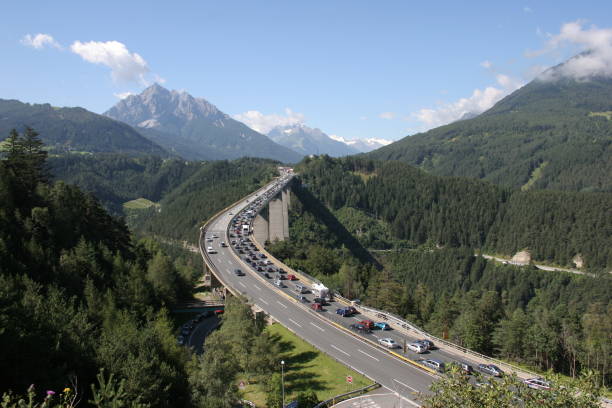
xmin=372 ymin=334 xmax=380 ymax=339
xmin=276 ymin=301 xmax=288 ymax=309
xmin=258 ymin=297 xmax=269 ymax=305
xmin=331 ymin=344 xmax=351 ymax=356
xmin=288 ymin=318 xmax=302 ymax=327
xmin=238 ymin=281 xmax=246 ymax=288
xmin=352 ymin=317 xmax=361 ymax=321
xmin=358 ymin=349 xmax=379 ymax=362
xmin=310 ymin=322 xmax=325 ymax=332
xmin=253 ymin=284 xmax=261 ymax=291
xmin=392 ymin=378 xmax=418 ymax=393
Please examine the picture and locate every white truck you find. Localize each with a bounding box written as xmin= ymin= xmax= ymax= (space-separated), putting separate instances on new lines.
xmin=311 ymin=283 xmax=329 ymax=299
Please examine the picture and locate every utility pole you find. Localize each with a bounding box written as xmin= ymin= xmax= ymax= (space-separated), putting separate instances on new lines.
xmin=281 ymin=360 xmax=285 ymax=408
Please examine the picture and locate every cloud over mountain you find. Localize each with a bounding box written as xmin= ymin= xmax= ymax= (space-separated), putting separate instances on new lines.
xmin=233 ymin=108 xmax=305 ymax=134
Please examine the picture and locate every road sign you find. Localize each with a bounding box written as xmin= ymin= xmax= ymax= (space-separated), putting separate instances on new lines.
xmin=346 ymin=376 xmax=353 ymax=384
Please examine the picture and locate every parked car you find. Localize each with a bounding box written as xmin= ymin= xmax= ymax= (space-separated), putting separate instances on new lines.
xmin=478 ymin=364 xmax=503 ymax=377
xmin=374 ymin=322 xmax=391 ymax=330
xmin=523 ymin=377 xmax=551 ymax=390
xmin=378 ymin=338 xmax=400 ymax=348
xmin=408 ymin=342 xmax=428 ymax=354
xmin=349 ymin=323 xmax=371 ymax=333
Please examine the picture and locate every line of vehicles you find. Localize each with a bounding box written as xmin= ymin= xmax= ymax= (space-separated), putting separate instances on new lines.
xmin=207 ymin=172 xmax=554 ymax=395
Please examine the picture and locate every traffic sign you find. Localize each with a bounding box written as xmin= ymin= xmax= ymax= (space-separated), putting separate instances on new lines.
xmin=346 ymin=376 xmax=353 ymax=384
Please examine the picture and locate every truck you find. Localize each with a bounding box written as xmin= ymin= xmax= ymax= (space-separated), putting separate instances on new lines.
xmin=311 ymin=283 xmax=329 ymax=299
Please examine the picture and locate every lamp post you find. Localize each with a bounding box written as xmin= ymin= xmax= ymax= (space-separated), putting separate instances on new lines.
xmin=281 ymin=360 xmax=285 ymax=408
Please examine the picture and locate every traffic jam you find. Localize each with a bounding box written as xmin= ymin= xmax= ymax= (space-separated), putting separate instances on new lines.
xmin=206 ymin=170 xmax=549 ymax=391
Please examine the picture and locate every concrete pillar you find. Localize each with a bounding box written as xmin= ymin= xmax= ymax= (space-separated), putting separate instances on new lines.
xmin=281 ymin=189 xmax=289 ymax=240
xmin=253 ymin=212 xmax=270 ymax=244
xmin=268 ymin=193 xmax=285 ymax=242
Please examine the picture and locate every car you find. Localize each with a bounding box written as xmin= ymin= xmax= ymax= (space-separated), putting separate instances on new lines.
xmin=311 ymin=303 xmax=323 ymax=311
xmin=220 ymin=242 xmax=228 ymax=247
xmin=214 ymin=309 xmax=224 ymax=315
xmin=207 ymin=247 xmax=216 ymax=254
xmin=523 ymin=377 xmax=551 ymax=390
xmin=206 ymin=238 xmax=213 ymax=242
xmin=420 ymin=359 xmax=445 ymax=373
xmin=359 ymin=320 xmax=375 ymax=330
xmin=234 ymin=269 xmax=244 ymax=276
xmin=259 ymin=253 xmax=267 ymax=258
xmin=263 ymin=272 xmax=271 ymax=279
xmin=378 ymin=338 xmax=400 ymax=348
xmin=257 ymin=267 xmax=264 ymax=272
xmin=448 ymin=361 xmax=474 ymax=375
xmin=287 ymin=274 xmax=297 ymax=281
xmin=313 ymin=297 xmax=327 ymax=305
xmin=478 ymin=364 xmax=503 ymax=377
xmin=297 ymin=295 xmax=309 ymax=303
xmin=374 ymin=322 xmax=391 ymax=330
xmin=408 ymin=342 xmax=428 ymax=354
xmin=335 ymin=307 xmax=356 ymax=317
xmin=416 ymin=339 xmax=434 ymax=350
xmin=349 ymin=323 xmax=371 ymax=333
xmin=238 ymin=249 xmax=245 ymax=254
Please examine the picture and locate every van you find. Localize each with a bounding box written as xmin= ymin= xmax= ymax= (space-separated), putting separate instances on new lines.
xmin=294 ymin=284 xmax=307 ymax=294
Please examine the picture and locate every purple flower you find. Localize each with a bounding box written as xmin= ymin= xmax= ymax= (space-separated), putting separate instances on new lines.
xmin=46 ymin=390 xmax=55 ymax=396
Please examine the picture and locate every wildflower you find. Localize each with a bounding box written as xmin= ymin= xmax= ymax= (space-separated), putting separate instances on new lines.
xmin=63 ymin=387 xmax=71 ymax=393
xmin=46 ymin=390 xmax=55 ymax=396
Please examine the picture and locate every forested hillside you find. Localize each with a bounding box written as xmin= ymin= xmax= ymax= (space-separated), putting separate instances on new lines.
xmin=0 ymin=130 xmax=287 ymax=407
xmin=369 ymin=76 xmax=612 ymax=192
xmin=268 ymin=155 xmax=611 ymax=385
xmin=296 ymin=156 xmax=611 ymax=270
xmin=0 ymin=99 xmax=168 ymax=157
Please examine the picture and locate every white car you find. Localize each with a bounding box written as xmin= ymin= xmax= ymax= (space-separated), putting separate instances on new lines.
xmin=408 ymin=342 xmax=428 ymax=354
xmin=523 ymin=378 xmax=551 ymax=390
xmin=207 ymin=246 xmax=216 ymax=254
xmin=378 ymin=338 xmax=399 ymax=349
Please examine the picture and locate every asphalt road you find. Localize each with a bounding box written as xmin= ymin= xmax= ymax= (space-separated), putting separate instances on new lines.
xmin=202 ymin=178 xmax=437 ymax=407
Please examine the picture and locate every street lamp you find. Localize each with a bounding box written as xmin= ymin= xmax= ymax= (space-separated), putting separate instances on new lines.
xmin=281 ymin=360 xmax=285 ymax=407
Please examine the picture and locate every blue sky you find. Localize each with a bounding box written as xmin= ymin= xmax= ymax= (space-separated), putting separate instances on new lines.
xmin=2 ymin=1 xmax=611 ymax=142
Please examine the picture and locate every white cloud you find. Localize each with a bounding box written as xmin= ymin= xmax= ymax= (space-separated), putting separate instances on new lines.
xmin=21 ymin=33 xmax=61 ymax=49
xmin=70 ymin=40 xmax=150 ymax=84
xmin=232 ymin=108 xmax=305 ymax=134
xmin=378 ymin=112 xmax=395 ymax=120
xmin=480 ymin=60 xmax=492 ymax=69
xmin=533 ymin=21 xmax=612 ymax=80
xmin=114 ymin=92 xmax=134 ymax=99
xmin=523 ymin=6 xmax=532 ymax=13
xmin=411 ymin=73 xmax=524 ymax=130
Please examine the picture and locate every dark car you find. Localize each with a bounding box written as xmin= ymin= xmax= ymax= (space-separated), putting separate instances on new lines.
xmin=336 ymin=307 xmax=356 ymax=317
xmin=349 ymin=323 xmax=371 ymax=333
xmin=448 ymin=361 xmax=474 ymax=375
xmin=297 ymin=295 xmax=309 ymax=303
xmin=478 ymin=364 xmax=503 ymax=377
xmin=263 ymin=272 xmax=271 ymax=279
xmin=233 ymin=269 xmax=244 ymax=276
xmin=313 ymin=297 xmax=327 ymax=305
xmin=257 ymin=267 xmax=263 ymax=272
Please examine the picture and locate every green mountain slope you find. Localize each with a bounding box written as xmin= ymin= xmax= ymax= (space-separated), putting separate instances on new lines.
xmin=0 ymin=99 xmax=169 ymax=156
xmin=369 ymin=76 xmax=612 ymax=192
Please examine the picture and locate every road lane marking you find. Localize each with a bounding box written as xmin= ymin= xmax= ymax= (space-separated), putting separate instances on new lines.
xmin=258 ymin=297 xmax=269 ymax=305
xmin=276 ymin=301 xmax=288 ymax=309
xmin=392 ymin=378 xmax=418 ymax=393
xmin=253 ymin=284 xmax=261 ymax=291
xmin=352 ymin=317 xmax=361 ymax=321
xmin=331 ymin=344 xmax=351 ymax=356
xmin=358 ymin=349 xmax=379 ymax=361
xmin=288 ymin=319 xmax=302 ymax=327
xmin=238 ymin=281 xmax=246 ymax=288
xmin=310 ymin=322 xmax=325 ymax=332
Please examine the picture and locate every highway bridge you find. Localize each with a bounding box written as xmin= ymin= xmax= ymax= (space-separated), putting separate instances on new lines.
xmin=197 ymin=170 xmax=556 ymax=407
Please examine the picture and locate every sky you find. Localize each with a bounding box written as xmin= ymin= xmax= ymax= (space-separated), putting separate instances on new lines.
xmin=2 ymin=1 xmax=612 ymax=142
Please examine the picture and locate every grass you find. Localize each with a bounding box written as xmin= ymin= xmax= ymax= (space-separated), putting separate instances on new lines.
xmin=521 ymin=161 xmax=548 ymax=191
xmin=588 ymin=111 xmax=612 ymax=120
xmin=123 ymin=197 xmax=158 ymax=210
xmin=350 ymin=170 xmax=376 ymax=183
xmin=241 ymin=323 xmax=373 ymax=406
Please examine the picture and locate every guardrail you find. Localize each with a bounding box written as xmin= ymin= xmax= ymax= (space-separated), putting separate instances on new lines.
xmin=312 ymin=383 xmax=381 ymax=408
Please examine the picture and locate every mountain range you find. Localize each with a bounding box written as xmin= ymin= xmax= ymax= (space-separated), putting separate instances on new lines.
xmin=0 ymin=99 xmax=168 ymax=156
xmin=369 ymin=63 xmax=612 ymax=192
xmin=267 ymin=124 xmax=359 ymax=157
xmin=104 ymin=84 xmax=302 ymax=163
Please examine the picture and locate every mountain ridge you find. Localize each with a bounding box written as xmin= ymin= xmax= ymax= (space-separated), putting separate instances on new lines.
xmin=267 ymin=123 xmax=360 ymax=157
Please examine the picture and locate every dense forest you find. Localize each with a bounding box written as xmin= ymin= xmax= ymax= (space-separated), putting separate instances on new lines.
xmin=268 ymin=155 xmax=611 ymax=386
xmin=0 ymin=129 xmax=292 ymax=407
xmin=369 ymin=76 xmax=612 ymax=192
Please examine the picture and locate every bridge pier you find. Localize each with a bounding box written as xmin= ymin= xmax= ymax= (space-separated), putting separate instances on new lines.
xmin=268 ymin=190 xmax=290 ymax=242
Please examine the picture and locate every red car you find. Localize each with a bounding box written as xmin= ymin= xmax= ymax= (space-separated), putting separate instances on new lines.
xmin=311 ymin=303 xmax=323 ymax=311
xmin=287 ymin=274 xmax=297 ymax=281
xmin=359 ymin=320 xmax=375 ymax=329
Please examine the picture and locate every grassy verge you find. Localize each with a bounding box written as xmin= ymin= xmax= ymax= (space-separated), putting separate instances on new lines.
xmin=241 ymin=323 xmax=373 ymax=406
xmin=123 ymin=197 xmax=158 ymax=210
